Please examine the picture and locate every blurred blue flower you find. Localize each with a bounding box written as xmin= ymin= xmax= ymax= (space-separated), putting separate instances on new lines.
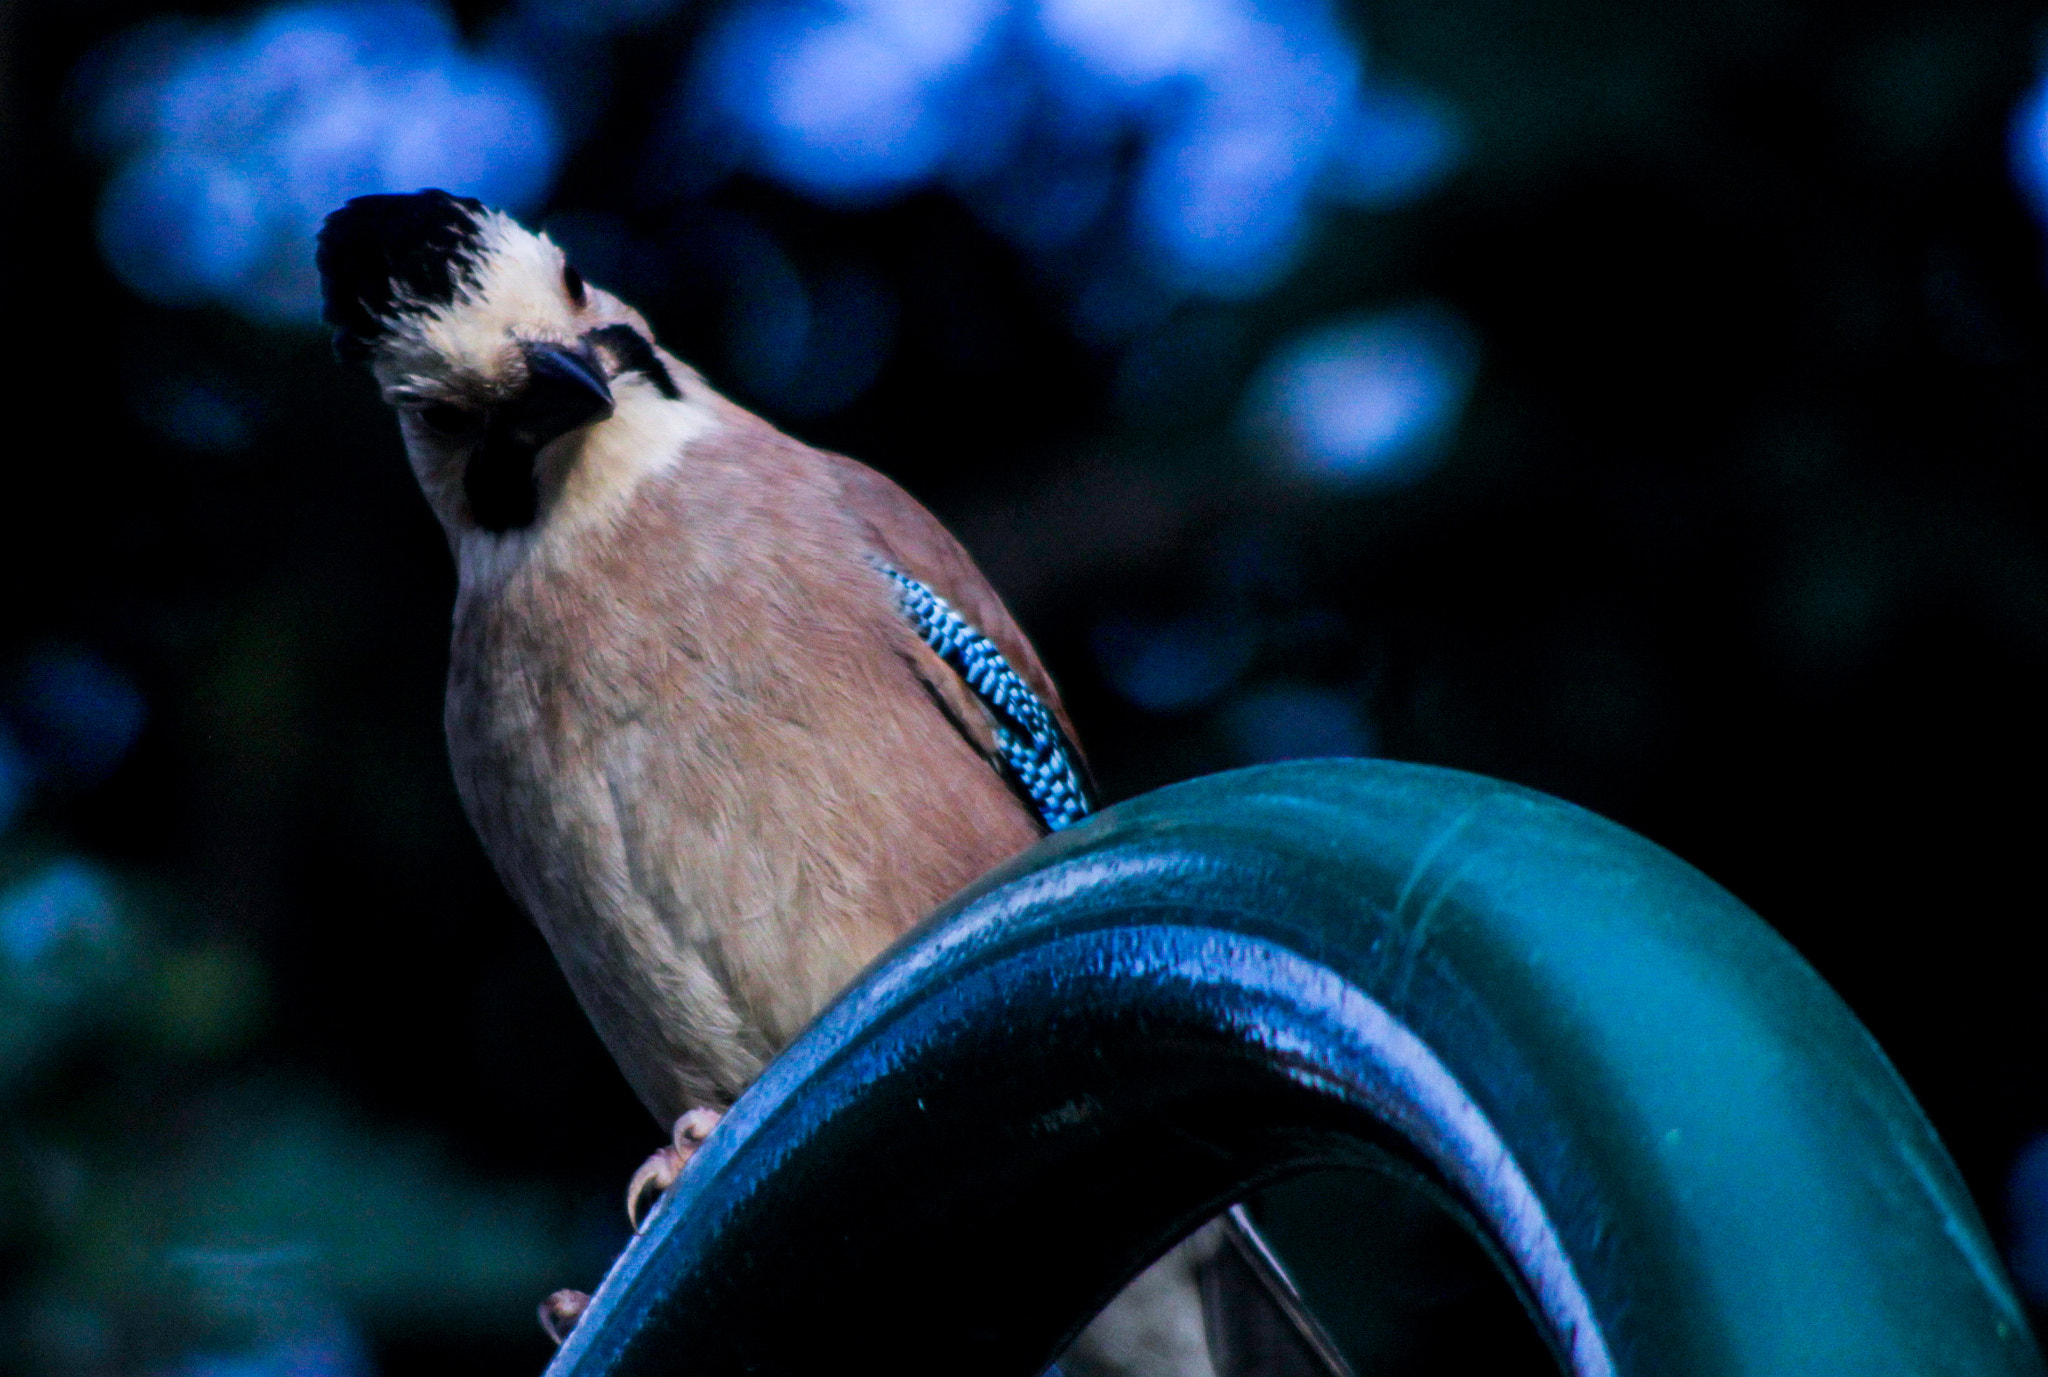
xmin=1244 ymin=304 xmax=1478 ymax=483
xmin=2011 ymin=71 xmax=2048 ymax=226
xmin=1321 ymin=83 xmax=1463 ymax=207
xmin=81 ymin=1 xmax=562 ymax=322
xmin=685 ymin=0 xmax=1459 ymax=307
xmin=0 ymin=861 xmax=129 ymax=1088
xmin=0 ymin=861 xmax=121 ymax=972
xmin=695 ymin=0 xmax=1011 ymax=199
xmin=10 ymin=646 xmax=147 ymax=788
xmin=1030 ymin=0 xmax=1458 ymax=293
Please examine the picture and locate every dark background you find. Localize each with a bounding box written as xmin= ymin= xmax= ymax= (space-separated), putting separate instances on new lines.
xmin=5 ymin=0 xmax=2048 ymax=1373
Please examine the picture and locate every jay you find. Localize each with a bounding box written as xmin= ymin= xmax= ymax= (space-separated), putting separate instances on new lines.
xmin=315 ymin=190 xmax=1339 ymax=1377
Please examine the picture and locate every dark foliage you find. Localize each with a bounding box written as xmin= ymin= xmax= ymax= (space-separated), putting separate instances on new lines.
xmin=5 ymin=0 xmax=2048 ymax=1372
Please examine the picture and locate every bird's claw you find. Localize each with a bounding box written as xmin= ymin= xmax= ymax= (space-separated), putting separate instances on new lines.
xmin=624 ymin=1146 xmax=682 ymax=1231
xmin=626 ymin=1106 xmax=723 ymax=1232
xmin=539 ymin=1288 xmax=590 ymax=1346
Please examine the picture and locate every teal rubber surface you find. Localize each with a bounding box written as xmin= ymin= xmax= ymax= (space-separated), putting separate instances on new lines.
xmin=548 ymin=760 xmax=2042 ymax=1376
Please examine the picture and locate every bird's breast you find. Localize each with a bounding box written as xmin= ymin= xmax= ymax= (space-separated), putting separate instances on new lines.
xmin=443 ymin=527 xmax=1037 ymax=1122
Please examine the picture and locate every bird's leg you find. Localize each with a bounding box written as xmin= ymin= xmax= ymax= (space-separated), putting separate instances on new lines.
xmin=536 ymin=1108 xmax=725 ymax=1346
xmin=536 ymin=1108 xmax=723 ymax=1346
xmin=626 ymin=1106 xmax=723 ymax=1231
xmin=539 ymin=1288 xmax=590 ymax=1346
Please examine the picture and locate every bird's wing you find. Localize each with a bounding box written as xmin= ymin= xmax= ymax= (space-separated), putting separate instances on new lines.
xmin=827 ymin=464 xmax=1352 ymax=1377
xmin=827 ymin=455 xmax=1080 ymax=743
xmin=828 ymin=454 xmax=1095 ymax=831
xmin=870 ymin=560 xmax=1092 ymax=831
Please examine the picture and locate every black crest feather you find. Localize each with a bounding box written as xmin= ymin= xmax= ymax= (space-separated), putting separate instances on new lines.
xmin=316 ymin=190 xmax=488 ymax=362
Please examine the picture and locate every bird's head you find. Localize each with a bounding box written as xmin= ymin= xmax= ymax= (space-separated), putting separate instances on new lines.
xmin=317 ymin=189 xmax=694 ymax=543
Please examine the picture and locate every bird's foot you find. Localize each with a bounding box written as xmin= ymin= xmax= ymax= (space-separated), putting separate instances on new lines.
xmin=626 ymin=1106 xmax=723 ymax=1231
xmin=539 ymin=1288 xmax=590 ymax=1346
xmin=538 ymin=1109 xmax=723 ymax=1344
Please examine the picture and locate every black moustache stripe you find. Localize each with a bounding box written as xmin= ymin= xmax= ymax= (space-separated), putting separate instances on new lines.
xmin=465 ymin=426 xmax=539 ymax=533
xmin=586 ymin=324 xmax=681 ymax=400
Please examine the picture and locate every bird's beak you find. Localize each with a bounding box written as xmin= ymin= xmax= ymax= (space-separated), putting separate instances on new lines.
xmin=505 ymin=343 xmax=614 ymax=451
xmin=463 ymin=343 xmax=617 ymax=532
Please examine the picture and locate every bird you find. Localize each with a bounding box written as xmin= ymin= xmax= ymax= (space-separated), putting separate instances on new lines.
xmin=315 ymin=189 xmax=1349 ymax=1377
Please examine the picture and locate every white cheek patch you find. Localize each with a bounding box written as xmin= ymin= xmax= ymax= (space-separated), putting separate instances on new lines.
xmin=553 ymin=383 xmax=721 ymax=529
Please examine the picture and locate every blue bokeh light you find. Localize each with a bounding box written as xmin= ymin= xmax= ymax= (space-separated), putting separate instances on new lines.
xmin=1092 ymin=610 xmax=1258 ymax=712
xmin=1322 ymin=83 xmax=1463 ymax=207
xmin=82 ymin=2 xmax=562 ymax=322
xmin=686 ymin=0 xmax=1459 ymax=305
xmin=0 ymin=861 xmax=121 ymax=972
xmin=695 ymin=0 xmax=1010 ymax=200
xmin=2011 ymin=73 xmax=2048 ymax=227
xmin=1244 ymin=304 xmax=1479 ymax=483
xmin=162 ymin=1284 xmax=373 ymax=1377
xmin=11 ymin=647 xmax=148 ymax=788
xmin=79 ymin=0 xmax=1459 ymax=339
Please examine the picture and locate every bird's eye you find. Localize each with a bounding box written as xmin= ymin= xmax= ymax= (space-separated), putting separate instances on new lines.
xmin=417 ymin=403 xmax=482 ymax=439
xmin=563 ymin=262 xmax=586 ymax=307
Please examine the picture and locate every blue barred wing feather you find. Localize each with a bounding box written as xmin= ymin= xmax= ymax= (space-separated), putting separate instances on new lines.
xmin=876 ymin=563 xmax=1092 ymax=832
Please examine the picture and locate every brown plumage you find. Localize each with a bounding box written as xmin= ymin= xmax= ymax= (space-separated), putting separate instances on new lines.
xmin=317 ymin=190 xmax=1333 ymax=1377
xmin=312 ymin=190 xmax=1061 ymax=1126
xmin=444 ymin=391 xmax=1055 ymax=1120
